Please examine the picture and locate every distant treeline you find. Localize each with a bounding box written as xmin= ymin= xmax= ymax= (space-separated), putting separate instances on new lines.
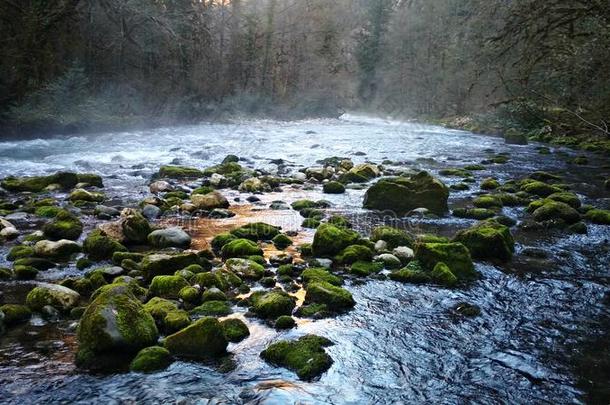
xmin=1 ymin=0 xmax=609 ymax=138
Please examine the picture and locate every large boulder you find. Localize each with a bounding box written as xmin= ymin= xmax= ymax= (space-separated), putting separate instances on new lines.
xmin=148 ymin=227 xmax=191 ymax=249
xmin=76 ymin=285 xmax=158 ymax=369
xmin=26 ymin=283 xmax=80 ymax=312
xmin=33 ymin=239 xmax=81 ymax=260
xmin=363 ymin=171 xmax=449 ymax=215
xmin=163 ymin=317 xmax=228 ymax=359
xmin=453 ymin=220 xmax=515 ymax=262
xmin=311 ymin=223 xmax=360 ymax=258
xmin=191 ymin=191 xmax=229 ymax=210
xmin=260 ymin=334 xmax=333 ymax=381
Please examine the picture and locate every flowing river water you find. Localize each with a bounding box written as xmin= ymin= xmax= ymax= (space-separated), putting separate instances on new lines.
xmin=0 ymin=114 xmax=608 ymax=404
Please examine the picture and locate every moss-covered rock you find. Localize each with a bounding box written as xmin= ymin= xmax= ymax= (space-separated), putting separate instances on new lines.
xmin=275 ymin=315 xmax=296 ymax=330
xmin=147 ymin=227 xmax=191 ymax=249
xmin=0 ymin=304 xmax=31 ymax=325
xmin=430 ymin=262 xmax=458 ymax=287
xmin=163 ymin=317 xmax=227 ymax=359
xmin=302 ymin=218 xmax=321 ymax=229
xmin=143 ymin=297 xmax=178 ymax=324
xmin=163 ymin=309 xmax=191 ymax=333
xmin=225 ymin=258 xmax=265 ymax=280
xmin=260 ymin=334 xmax=333 ymax=381
xmin=7 ymin=245 xmax=34 ymax=261
xmin=532 ymin=201 xmax=580 ymax=224
xmin=363 ymin=171 xmax=449 ymax=215
xmin=349 ymin=261 xmax=383 ymax=277
xmin=323 ymin=181 xmax=346 ymax=194
xmin=221 ymin=238 xmax=263 ymax=259
xmin=521 ymin=181 xmax=563 ymax=197
xmin=211 ymin=232 xmax=237 ymax=252
xmin=121 ymin=210 xmax=151 ymax=244
xmin=129 ymin=346 xmax=172 ymax=373
xmin=1 ymin=171 xmax=78 ymax=192
xmin=251 ymin=290 xmax=296 ymax=318
xmin=473 ymin=195 xmax=503 ymax=209
xmin=305 ymin=281 xmax=355 ymax=310
xmin=230 ymin=222 xmax=280 ymax=241
xmin=311 ymin=223 xmax=360 ymax=258
xmin=453 ymin=220 xmax=515 ymax=262
xmin=0 ymin=267 xmax=12 ymax=280
xmin=334 ymin=244 xmax=373 ymax=265
xmin=272 ymin=233 xmax=293 ymax=249
xmin=26 ymin=283 xmax=80 ymax=312
xmin=415 ymin=242 xmax=476 ymax=281
xmin=149 ymin=275 xmax=189 ymax=299
xmin=370 ymin=226 xmax=413 ymax=249
xmin=35 ymin=206 xmax=62 ymax=218
xmin=42 ymin=210 xmax=83 ymax=241
xmin=480 ymin=178 xmax=500 ymax=190
xmin=291 ymin=200 xmax=320 ymax=211
xmin=14 ymin=265 xmax=38 ymax=280
xmin=191 ymin=300 xmax=232 ymax=317
xmin=76 ymin=285 xmax=158 ymax=369
xmin=389 ymin=261 xmax=431 ymax=283
xmin=191 ymin=269 xmax=242 ymax=292
xmin=158 ymin=165 xmax=204 ymax=179
xmin=14 ymin=257 xmax=56 ymax=270
xmin=77 ymin=173 xmax=104 ymax=188
xmin=141 ymin=253 xmax=199 ymax=280
xmin=547 ymin=192 xmax=581 ymax=209
xmin=33 ymin=239 xmax=81 ymax=260
xmin=301 ymin=268 xmax=342 ymax=286
xmin=585 ymin=209 xmax=610 ymax=225
xmin=83 ymin=229 xmax=127 ymax=261
xmin=221 ymin=318 xmax=250 ymax=342
xmin=452 ymin=208 xmax=497 ymax=220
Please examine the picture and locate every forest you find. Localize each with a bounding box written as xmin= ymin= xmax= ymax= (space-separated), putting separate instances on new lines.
xmin=1 ymin=0 xmax=610 ymax=146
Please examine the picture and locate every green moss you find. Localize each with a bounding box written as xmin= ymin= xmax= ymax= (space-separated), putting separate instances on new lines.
xmin=453 ymin=220 xmax=515 ymax=262
xmin=450 ymin=183 xmax=470 ymax=191
xmin=291 ymin=200 xmax=320 ymax=211
xmin=0 ymin=304 xmax=31 ymax=325
xmin=191 ymin=300 xmax=232 ymax=317
xmin=301 ymin=268 xmax=342 ymax=286
xmin=585 ymin=209 xmax=610 ymax=225
xmin=1 ymin=171 xmax=78 ymax=192
xmin=83 ymin=229 xmax=127 ymax=261
xmin=275 ymin=315 xmax=296 ymax=329
xmin=480 ymin=178 xmax=500 ymax=190
xmin=305 ymin=281 xmax=355 ymax=310
xmin=350 ymin=261 xmax=383 ymax=277
xmin=129 ymin=346 xmax=172 ymax=372
xmin=112 ymin=251 xmax=145 ymax=265
xmin=163 ymin=317 xmax=228 ymax=359
xmin=149 ymin=275 xmax=189 ymax=299
xmin=272 ymin=234 xmax=293 ymax=249
xmin=42 ymin=210 xmax=83 ymax=240
xmin=415 ymin=242 xmax=476 ymax=281
xmin=26 ymin=284 xmax=80 ymax=312
xmin=191 ymin=270 xmax=242 ymax=292
xmin=191 ymin=186 xmax=215 ymax=196
xmin=260 ymin=334 xmax=333 ymax=381
xmin=323 ymin=181 xmax=346 ymax=194
xmin=327 ymin=215 xmax=352 ymax=228
xmin=211 ymin=232 xmax=238 ymax=252
xmin=14 ymin=257 xmax=55 ymax=270
xmin=77 ymin=173 xmax=104 ymax=188
xmin=311 ymin=223 xmax=360 ymax=258
xmin=439 ymin=168 xmax=472 ymax=177
xmin=363 ymin=172 xmax=449 ymax=215
xmin=158 ymin=165 xmax=204 ymax=179
xmin=7 ymin=245 xmax=34 ymax=261
xmin=334 ymin=244 xmax=373 ymax=264
xmin=121 ymin=211 xmax=151 ymax=244
xmin=164 ymin=310 xmax=192 ymax=333
xmin=179 ymin=286 xmax=201 ymax=305
xmin=69 ymin=188 xmax=105 ymax=203
xmin=35 ymin=206 xmax=62 ymax=218
xmin=547 ymin=192 xmax=581 ymax=208
xmin=144 ymin=297 xmax=178 ymax=325
xmin=430 ymin=262 xmax=458 ymax=287
xmin=521 ymin=181 xmax=563 ymax=197
xmin=251 ymin=290 xmax=296 ymax=319
xmin=370 ymin=226 xmax=413 ymax=249
xmin=473 ymin=195 xmax=503 ymax=209
xmin=221 ymin=238 xmax=263 ymax=259
xmin=14 ymin=265 xmax=38 ymax=280
xmin=230 ymin=222 xmax=280 ymax=241
xmin=452 ymin=208 xmax=496 ymax=220
xmin=532 ymin=201 xmax=580 ymax=224
xmin=389 ymin=261 xmax=431 ymax=283
xmin=296 ymin=303 xmax=329 ymax=318
xmin=0 ymin=267 xmax=13 ymax=280
xmin=302 ymin=218 xmax=321 ymax=228
xmin=221 ymin=318 xmax=250 ymax=342
xmin=225 ymin=258 xmax=265 ymax=280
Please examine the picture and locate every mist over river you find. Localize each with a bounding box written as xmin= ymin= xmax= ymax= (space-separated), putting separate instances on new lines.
xmin=0 ymin=114 xmax=608 ymax=404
